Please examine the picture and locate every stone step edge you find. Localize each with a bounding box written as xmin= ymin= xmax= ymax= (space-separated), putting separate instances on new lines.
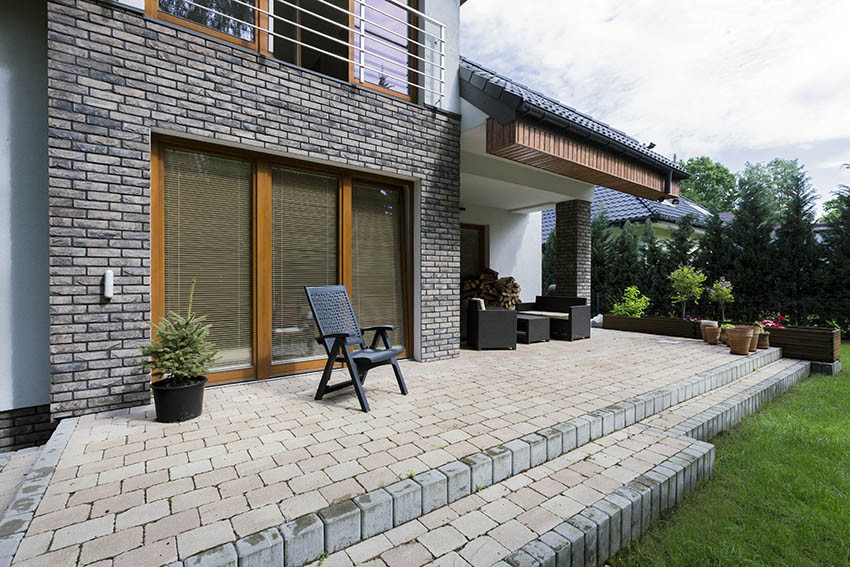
xmin=663 ymin=360 xmax=811 ymax=442
xmin=176 ymin=348 xmax=782 ymax=567
xmin=493 ymin=359 xmax=812 ymax=567
xmin=496 ymin=439 xmax=714 ymax=567
xmin=0 ymin=416 xmax=78 ymax=567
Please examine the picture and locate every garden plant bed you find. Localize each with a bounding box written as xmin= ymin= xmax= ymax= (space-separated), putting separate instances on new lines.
xmin=764 ymin=326 xmax=841 ymax=363
xmin=603 ymin=315 xmax=701 ymax=339
xmin=605 ymin=316 xmax=841 ymax=364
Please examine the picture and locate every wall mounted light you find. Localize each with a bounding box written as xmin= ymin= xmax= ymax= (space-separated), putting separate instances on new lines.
xmin=103 ymin=270 xmax=114 ymax=301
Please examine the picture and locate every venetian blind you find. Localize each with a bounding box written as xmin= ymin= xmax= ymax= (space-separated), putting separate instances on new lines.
xmin=163 ymin=149 xmax=253 ymax=371
xmin=351 ymin=184 xmax=406 ymax=348
xmin=271 ymin=167 xmax=338 ymax=364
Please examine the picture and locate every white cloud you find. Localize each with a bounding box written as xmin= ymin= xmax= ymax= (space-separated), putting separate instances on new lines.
xmin=460 ymin=0 xmax=850 ymax=160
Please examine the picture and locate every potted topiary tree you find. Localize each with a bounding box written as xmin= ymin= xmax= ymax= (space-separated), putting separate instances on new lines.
xmin=668 ymin=265 xmax=707 ymax=320
xmin=708 ymin=277 xmax=735 ymax=324
xmin=137 ymin=278 xmax=217 ymax=423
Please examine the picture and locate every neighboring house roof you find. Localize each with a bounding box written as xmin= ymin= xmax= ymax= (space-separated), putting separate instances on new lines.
xmin=541 ymin=186 xmax=714 ymax=242
xmin=459 ymin=57 xmax=689 ymax=179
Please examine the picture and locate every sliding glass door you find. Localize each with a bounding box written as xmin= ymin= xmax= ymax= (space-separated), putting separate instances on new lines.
xmin=153 ymin=140 xmax=409 ymax=384
xmin=351 ymin=183 xmax=406 ymax=348
xmin=161 ymin=149 xmax=254 ymax=376
xmin=271 ymin=168 xmax=338 ymax=365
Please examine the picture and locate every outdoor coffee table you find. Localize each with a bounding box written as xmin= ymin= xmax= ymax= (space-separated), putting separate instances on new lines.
xmin=517 ymin=314 xmax=550 ymax=344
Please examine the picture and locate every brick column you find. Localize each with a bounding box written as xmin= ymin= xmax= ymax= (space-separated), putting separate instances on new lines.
xmin=555 ymin=200 xmax=591 ymax=301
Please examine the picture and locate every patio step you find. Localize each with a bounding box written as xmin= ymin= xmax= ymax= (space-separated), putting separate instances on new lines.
xmin=491 ymin=357 xmax=811 ymax=567
xmin=184 ymin=348 xmax=791 ymax=567
xmin=0 ymin=418 xmax=77 ymax=567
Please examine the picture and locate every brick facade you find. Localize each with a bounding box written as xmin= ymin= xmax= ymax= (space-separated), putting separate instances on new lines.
xmin=46 ymin=0 xmax=460 ymax=420
xmin=555 ymin=200 xmax=591 ymax=301
xmin=0 ymin=405 xmax=56 ymax=452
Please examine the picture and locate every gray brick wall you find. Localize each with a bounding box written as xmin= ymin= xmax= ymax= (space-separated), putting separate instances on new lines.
xmin=46 ymin=0 xmax=460 ymax=420
xmin=555 ymin=200 xmax=591 ymax=301
xmin=0 ymin=405 xmax=56 ymax=452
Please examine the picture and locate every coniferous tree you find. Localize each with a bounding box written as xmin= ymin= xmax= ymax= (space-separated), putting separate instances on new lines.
xmin=608 ymin=221 xmax=641 ymax=305
xmin=729 ymin=166 xmax=774 ymax=320
xmin=771 ymin=168 xmax=819 ymax=324
xmin=590 ymin=207 xmax=614 ymax=313
xmin=696 ymin=213 xmax=733 ymax=285
xmin=639 ymin=219 xmax=669 ymax=315
xmin=819 ymin=187 xmax=850 ymax=332
xmin=666 ymin=213 xmax=697 ymax=268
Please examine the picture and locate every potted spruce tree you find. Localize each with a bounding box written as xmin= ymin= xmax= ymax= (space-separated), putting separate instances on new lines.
xmin=137 ymin=279 xmax=217 ymax=423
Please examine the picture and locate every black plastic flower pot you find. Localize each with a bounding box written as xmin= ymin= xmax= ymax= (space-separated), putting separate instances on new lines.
xmin=151 ymin=376 xmax=208 ymax=423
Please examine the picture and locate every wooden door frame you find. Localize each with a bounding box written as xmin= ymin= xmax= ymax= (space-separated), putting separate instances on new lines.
xmin=152 ymin=136 xmax=413 ymax=385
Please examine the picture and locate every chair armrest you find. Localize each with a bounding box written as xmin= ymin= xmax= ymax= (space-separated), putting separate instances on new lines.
xmin=362 ymin=325 xmax=397 ymax=332
xmin=316 ymin=332 xmax=354 ymax=344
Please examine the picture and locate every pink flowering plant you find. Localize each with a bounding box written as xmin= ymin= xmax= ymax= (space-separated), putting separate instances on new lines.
xmin=758 ymin=311 xmax=786 ymax=328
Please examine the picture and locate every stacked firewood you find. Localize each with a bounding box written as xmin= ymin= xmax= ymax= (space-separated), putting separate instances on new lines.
xmin=461 ymin=268 xmax=522 ymax=310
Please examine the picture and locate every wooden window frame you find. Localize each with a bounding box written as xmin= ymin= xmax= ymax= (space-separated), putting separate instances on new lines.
xmin=152 ymin=135 xmax=413 ymax=386
xmin=146 ymin=0 xmax=419 ymax=103
xmin=348 ymin=0 xmax=419 ymax=103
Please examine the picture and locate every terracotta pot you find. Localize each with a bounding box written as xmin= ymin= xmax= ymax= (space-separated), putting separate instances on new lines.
xmin=720 ymin=327 xmax=730 ymax=344
xmin=727 ymin=327 xmax=753 ymax=355
xmin=700 ymin=321 xmax=718 ymax=342
xmin=705 ymin=325 xmax=721 ymax=345
xmin=748 ymin=327 xmax=759 ymax=352
xmin=758 ymin=331 xmax=770 ymax=349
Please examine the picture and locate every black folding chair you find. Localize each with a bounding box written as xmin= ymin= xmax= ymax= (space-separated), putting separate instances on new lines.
xmin=304 ymin=285 xmax=408 ymax=412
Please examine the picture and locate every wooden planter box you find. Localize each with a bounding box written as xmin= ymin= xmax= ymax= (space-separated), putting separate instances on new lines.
xmin=766 ymin=326 xmax=841 ymax=362
xmin=603 ymin=315 xmax=701 ymax=340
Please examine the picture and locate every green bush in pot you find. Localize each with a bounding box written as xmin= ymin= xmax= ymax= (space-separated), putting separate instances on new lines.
xmin=137 ymin=278 xmax=218 ymax=422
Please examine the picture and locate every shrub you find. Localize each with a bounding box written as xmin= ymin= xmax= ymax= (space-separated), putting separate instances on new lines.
xmin=611 ymin=285 xmax=651 ymax=318
xmin=137 ymin=278 xmax=218 ymax=386
xmin=708 ymin=277 xmax=735 ymax=322
xmin=668 ymin=265 xmax=707 ymax=319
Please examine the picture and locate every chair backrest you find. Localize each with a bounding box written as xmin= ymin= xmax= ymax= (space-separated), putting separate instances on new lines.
xmin=535 ymin=295 xmax=586 ymax=311
xmin=304 ymin=285 xmax=365 ymax=353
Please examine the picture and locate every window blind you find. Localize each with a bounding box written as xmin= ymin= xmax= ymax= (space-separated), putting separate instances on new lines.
xmin=271 ymin=167 xmax=339 ymax=364
xmin=162 ymin=149 xmax=254 ymax=371
xmin=351 ymin=184 xmax=406 ymax=348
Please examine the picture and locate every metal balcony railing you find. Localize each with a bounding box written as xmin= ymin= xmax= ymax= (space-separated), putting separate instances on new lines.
xmin=169 ymin=0 xmax=446 ymax=106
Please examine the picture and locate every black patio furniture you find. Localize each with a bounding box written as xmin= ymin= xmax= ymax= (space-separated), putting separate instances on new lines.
xmin=517 ymin=296 xmax=591 ymax=341
xmin=304 ymin=285 xmax=407 ymax=413
xmin=466 ymin=301 xmax=517 ymax=350
xmin=517 ymin=314 xmax=550 ymax=344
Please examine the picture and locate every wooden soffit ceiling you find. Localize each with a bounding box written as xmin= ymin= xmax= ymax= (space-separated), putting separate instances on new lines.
xmin=486 ymin=119 xmax=680 ymax=201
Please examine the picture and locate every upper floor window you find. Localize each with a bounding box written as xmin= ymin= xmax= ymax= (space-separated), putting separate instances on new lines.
xmin=148 ymin=0 xmax=441 ymax=104
xmin=353 ymin=0 xmax=413 ymax=97
xmin=156 ymin=0 xmax=257 ymax=44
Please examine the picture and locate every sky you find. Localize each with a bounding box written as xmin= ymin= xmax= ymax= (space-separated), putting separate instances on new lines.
xmin=460 ymin=0 xmax=850 ymax=211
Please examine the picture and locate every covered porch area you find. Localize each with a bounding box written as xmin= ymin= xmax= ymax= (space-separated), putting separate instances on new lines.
xmin=457 ymin=58 xmax=688 ymax=316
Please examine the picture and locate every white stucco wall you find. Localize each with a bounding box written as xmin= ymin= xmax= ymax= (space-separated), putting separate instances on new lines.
xmin=460 ymin=206 xmax=542 ymax=302
xmin=0 ymin=3 xmax=50 ymax=411
xmin=422 ymin=0 xmax=460 ymax=113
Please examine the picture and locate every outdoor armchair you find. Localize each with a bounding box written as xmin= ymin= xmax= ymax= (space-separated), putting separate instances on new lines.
xmin=304 ymin=285 xmax=407 ymax=413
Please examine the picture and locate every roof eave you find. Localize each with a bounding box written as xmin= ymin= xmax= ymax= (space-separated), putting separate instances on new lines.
xmin=459 ymin=62 xmax=690 ymax=180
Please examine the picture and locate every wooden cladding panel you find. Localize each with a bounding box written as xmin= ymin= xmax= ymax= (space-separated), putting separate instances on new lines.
xmin=486 ymin=119 xmax=679 ymax=200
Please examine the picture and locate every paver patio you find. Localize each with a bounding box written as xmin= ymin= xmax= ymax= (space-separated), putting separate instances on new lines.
xmin=9 ymin=330 xmax=747 ymax=565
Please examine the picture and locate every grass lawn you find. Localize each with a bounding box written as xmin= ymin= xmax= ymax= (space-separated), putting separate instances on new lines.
xmin=611 ymin=343 xmax=850 ymax=567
